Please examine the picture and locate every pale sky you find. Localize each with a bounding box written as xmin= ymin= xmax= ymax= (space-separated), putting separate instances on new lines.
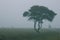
xmin=0 ymin=0 xmax=60 ymax=28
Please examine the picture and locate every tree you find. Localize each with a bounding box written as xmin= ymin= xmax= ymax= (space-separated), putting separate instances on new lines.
xmin=23 ymin=5 xmax=57 ymax=32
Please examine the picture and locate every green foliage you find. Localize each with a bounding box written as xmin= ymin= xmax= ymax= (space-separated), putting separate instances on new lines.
xmin=23 ymin=5 xmax=57 ymax=22
xmin=23 ymin=11 xmax=29 ymax=17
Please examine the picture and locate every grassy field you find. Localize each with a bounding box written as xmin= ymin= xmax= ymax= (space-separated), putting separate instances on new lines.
xmin=0 ymin=28 xmax=60 ymax=40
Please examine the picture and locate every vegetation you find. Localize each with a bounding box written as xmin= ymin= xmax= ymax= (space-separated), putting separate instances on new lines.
xmin=0 ymin=28 xmax=60 ymax=40
xmin=23 ymin=5 xmax=57 ymax=32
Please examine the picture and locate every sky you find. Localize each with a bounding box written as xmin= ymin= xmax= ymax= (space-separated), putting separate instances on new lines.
xmin=0 ymin=0 xmax=60 ymax=28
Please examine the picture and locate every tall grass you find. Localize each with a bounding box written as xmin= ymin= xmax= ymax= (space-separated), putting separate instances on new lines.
xmin=0 ymin=28 xmax=60 ymax=40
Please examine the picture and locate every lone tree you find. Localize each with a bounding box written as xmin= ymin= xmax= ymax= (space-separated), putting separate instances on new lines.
xmin=23 ymin=5 xmax=57 ymax=32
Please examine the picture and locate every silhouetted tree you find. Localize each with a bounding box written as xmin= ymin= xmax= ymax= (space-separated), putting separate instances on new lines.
xmin=23 ymin=5 xmax=57 ymax=32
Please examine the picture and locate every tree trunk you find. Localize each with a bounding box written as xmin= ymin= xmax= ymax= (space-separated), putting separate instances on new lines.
xmin=34 ymin=21 xmax=37 ymax=32
xmin=38 ymin=22 xmax=40 ymax=31
xmin=34 ymin=20 xmax=42 ymax=32
xmin=38 ymin=20 xmax=42 ymax=32
xmin=41 ymin=22 xmax=42 ymax=29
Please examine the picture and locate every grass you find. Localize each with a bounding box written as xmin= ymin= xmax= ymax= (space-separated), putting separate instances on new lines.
xmin=0 ymin=28 xmax=60 ymax=40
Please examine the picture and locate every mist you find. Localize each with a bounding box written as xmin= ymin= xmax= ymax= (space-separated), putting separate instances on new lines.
xmin=0 ymin=0 xmax=60 ymax=28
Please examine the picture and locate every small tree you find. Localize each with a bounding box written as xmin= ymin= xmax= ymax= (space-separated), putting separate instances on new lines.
xmin=23 ymin=5 xmax=57 ymax=32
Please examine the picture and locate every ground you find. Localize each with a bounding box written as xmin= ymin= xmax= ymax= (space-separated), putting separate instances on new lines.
xmin=0 ymin=28 xmax=60 ymax=40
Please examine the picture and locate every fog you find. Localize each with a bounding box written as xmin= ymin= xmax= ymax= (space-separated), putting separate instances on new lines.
xmin=0 ymin=0 xmax=60 ymax=28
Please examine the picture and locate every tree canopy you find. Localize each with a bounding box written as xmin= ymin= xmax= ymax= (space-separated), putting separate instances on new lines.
xmin=23 ymin=5 xmax=57 ymax=32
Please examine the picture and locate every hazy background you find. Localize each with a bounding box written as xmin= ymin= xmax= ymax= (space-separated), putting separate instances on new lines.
xmin=0 ymin=0 xmax=60 ymax=28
